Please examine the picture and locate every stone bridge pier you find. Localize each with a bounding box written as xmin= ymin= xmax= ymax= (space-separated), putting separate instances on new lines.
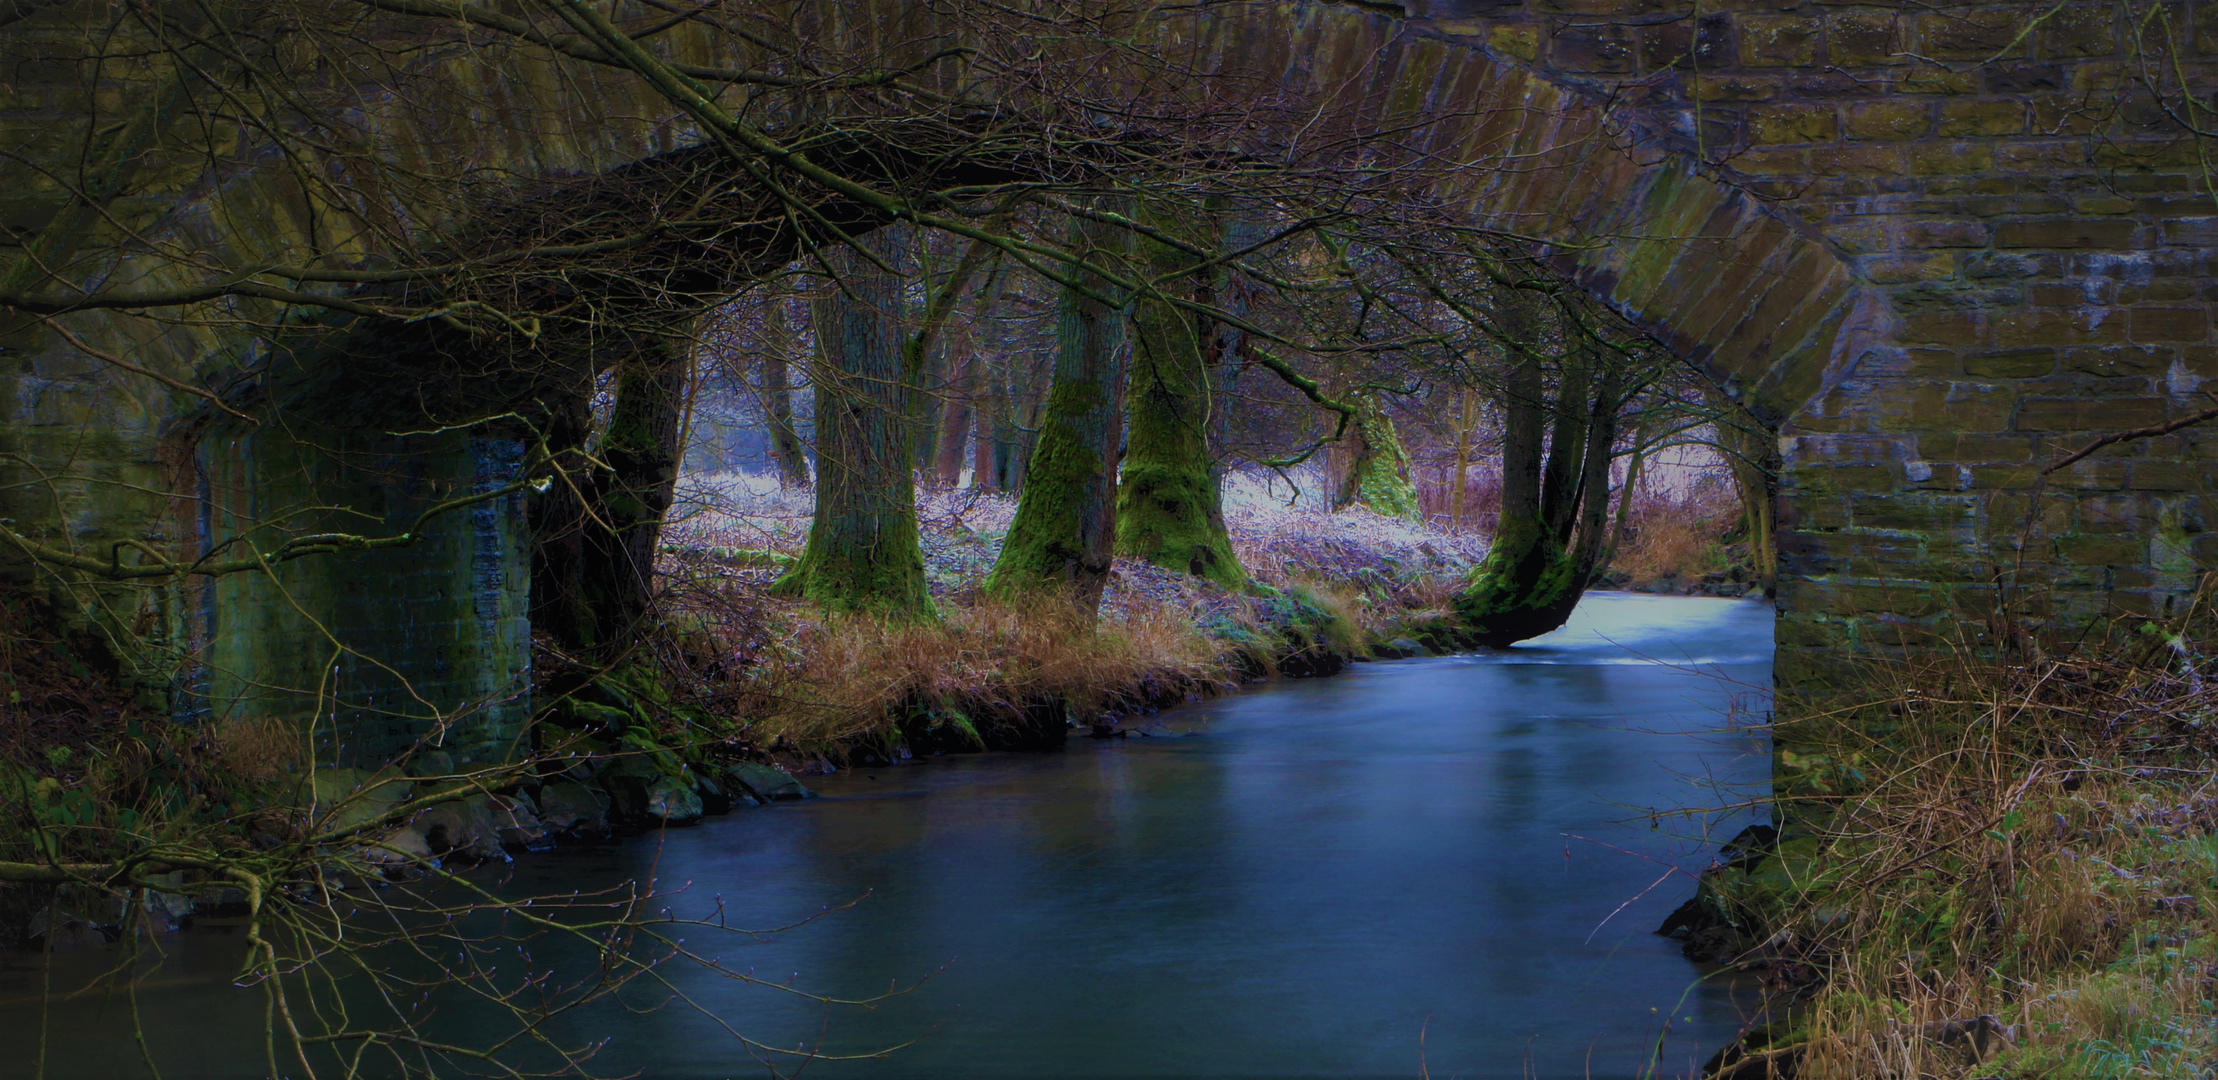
xmin=0 ymin=0 xmax=2212 ymax=756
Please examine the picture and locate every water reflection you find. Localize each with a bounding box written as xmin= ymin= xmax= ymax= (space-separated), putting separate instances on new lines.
xmin=4 ymin=593 xmax=1772 ymax=1079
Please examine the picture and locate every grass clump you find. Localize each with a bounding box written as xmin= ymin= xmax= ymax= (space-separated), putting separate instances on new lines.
xmin=1692 ymin=607 xmax=2218 ymax=1079
xmin=699 ymin=591 xmax=1232 ymax=754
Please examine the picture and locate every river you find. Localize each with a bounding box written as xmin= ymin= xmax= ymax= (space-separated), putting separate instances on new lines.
xmin=2 ymin=592 xmax=1773 ymax=1080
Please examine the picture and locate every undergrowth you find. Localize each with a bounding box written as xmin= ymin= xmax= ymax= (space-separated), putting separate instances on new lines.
xmin=1695 ymin=601 xmax=2218 ymax=1079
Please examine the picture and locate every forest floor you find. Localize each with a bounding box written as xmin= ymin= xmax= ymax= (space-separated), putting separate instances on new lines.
xmin=651 ymin=467 xmax=1756 ymax=758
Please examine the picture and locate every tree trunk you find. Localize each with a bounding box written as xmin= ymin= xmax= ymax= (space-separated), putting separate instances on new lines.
xmin=532 ymin=334 xmax=687 ymax=655
xmin=1455 ymin=326 xmax=1626 ymax=647
xmin=933 ymin=337 xmax=975 ymax=488
xmin=1449 ymin=387 xmax=1476 ymax=531
xmin=758 ymin=296 xmax=812 ymax=488
xmin=1115 ymin=235 xmax=1246 ymax=589
xmin=1716 ymin=402 xmax=1779 ymax=593
xmin=770 ymin=228 xmax=932 ymax=617
xmin=986 ymin=213 xmax=1130 ymax=608
xmin=1329 ymin=391 xmax=1422 ymax=521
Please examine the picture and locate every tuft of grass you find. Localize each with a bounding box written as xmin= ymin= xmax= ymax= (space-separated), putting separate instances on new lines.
xmin=711 ymin=592 xmax=1232 ymax=753
xmin=1700 ymin=606 xmax=2218 ymax=1079
xmin=1612 ymin=482 xmax=1740 ymax=589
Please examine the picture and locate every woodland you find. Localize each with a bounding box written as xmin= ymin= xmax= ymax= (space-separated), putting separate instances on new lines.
xmin=2 ymin=1 xmax=2217 ymax=1078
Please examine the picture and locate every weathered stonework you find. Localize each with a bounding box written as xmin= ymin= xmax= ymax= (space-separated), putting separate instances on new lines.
xmin=0 ymin=1 xmax=2210 ymax=746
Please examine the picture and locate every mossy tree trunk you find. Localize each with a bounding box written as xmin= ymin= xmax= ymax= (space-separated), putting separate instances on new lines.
xmin=757 ymin=295 xmax=812 ymax=488
xmin=1115 ymin=232 xmax=1247 ymax=590
xmin=986 ymin=212 xmax=1131 ymax=608
xmin=770 ymin=229 xmax=933 ymax=617
xmin=1715 ymin=400 xmax=1779 ymax=592
xmin=1328 ymin=390 xmax=1422 ymax=522
xmin=532 ymin=333 xmax=688 ymax=655
xmin=1455 ymin=338 xmax=1626 ymax=647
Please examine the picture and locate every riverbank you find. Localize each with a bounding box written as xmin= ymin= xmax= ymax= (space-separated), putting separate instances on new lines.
xmin=1664 ymin=611 xmax=2218 ymax=1079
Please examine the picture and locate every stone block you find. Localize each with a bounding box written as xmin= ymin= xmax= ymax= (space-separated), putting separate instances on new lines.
xmin=1692 ymin=73 xmax=1776 ymax=101
xmin=1809 ymin=144 xmax=1906 ymax=176
xmin=1938 ymin=98 xmax=2028 ymax=137
xmin=1907 ymin=140 xmax=1995 ymax=176
xmin=1900 ymin=311 xmax=1990 ymax=347
xmin=2065 ymin=345 xmax=2171 ymax=377
xmin=1922 ymin=8 xmax=2033 ymax=60
xmin=1963 ymin=347 xmax=2055 ymax=378
xmin=1923 ymin=433 xmax=2038 ymax=461
xmin=1551 ymin=25 xmax=1636 ymax=73
xmin=1994 ymin=140 xmax=2083 ymax=170
xmin=2130 ymin=306 xmax=2211 ymax=342
xmin=1828 ymin=10 xmax=1906 ymax=66
xmin=1994 ymin=308 xmax=2129 ymax=347
xmin=2131 ymin=460 xmax=2206 ymax=491
xmin=1903 ymin=217 xmax=1991 ymax=247
xmin=2041 ymin=2 xmax=2119 ymax=57
xmin=2015 ymin=396 xmax=2169 ymax=432
xmin=1740 ymin=15 xmax=1822 ymax=66
xmin=1638 ymin=14 xmax=1730 ymax=71
xmin=1489 ymin=24 xmax=1541 ymax=63
xmin=1750 ymin=103 xmax=1839 ymax=144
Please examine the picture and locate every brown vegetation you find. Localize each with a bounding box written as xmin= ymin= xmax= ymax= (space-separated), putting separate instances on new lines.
xmin=1687 ymin=604 xmax=2218 ymax=1078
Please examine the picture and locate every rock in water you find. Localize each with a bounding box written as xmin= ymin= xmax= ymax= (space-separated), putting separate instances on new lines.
xmin=645 ymin=776 xmax=704 ymax=825
xmin=536 ymin=781 xmax=611 ymax=837
xmin=725 ymin=761 xmax=814 ymax=801
xmin=416 ymin=795 xmax=508 ymax=862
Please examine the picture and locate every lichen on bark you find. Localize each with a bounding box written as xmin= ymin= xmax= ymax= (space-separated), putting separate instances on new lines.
xmin=1114 ymin=223 xmax=1246 ymax=590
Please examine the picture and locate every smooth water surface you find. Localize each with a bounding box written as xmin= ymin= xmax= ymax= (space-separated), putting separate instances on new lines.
xmin=4 ymin=593 xmax=1773 ymax=1080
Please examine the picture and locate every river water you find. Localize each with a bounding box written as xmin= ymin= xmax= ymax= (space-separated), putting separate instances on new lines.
xmin=3 ymin=593 xmax=1773 ymax=1080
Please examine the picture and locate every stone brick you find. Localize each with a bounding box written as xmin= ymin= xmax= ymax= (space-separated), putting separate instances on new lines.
xmin=1992 ymin=218 xmax=2141 ymax=249
xmin=2015 ymin=396 xmax=2169 ymax=431
xmin=2065 ymin=345 xmax=2172 ymax=377
xmin=1751 ymin=103 xmax=1839 ymax=144
xmin=2132 ymin=460 xmax=2208 ymax=491
xmin=1637 ymin=14 xmax=1730 ymax=71
xmin=1922 ymin=433 xmax=2039 ymax=461
xmin=1900 ymin=311 xmax=1990 ymax=347
xmin=1963 ymin=347 xmax=2055 ymax=378
xmin=1907 ymin=140 xmax=1995 ymax=176
xmin=1994 ymin=140 xmax=2082 ymax=169
xmin=2161 ymin=217 xmax=2218 ymax=245
xmin=1938 ymin=98 xmax=2028 ymax=136
xmin=1488 ymin=24 xmax=1541 ymax=63
xmin=1740 ymin=15 xmax=1822 ymax=66
xmin=1731 ymin=146 xmax=1808 ymax=174
xmin=2041 ymin=2 xmax=2119 ymax=57
xmin=1900 ymin=67 xmax=1980 ymax=95
xmin=1994 ymin=308 xmax=2129 ymax=347
xmin=1810 ymin=144 xmax=1906 ymax=176
xmin=1552 ymin=25 xmax=1636 ymax=73
xmin=1692 ymin=74 xmax=1776 ymax=101
xmin=1903 ymin=217 xmax=1991 ymax=247
xmin=1845 ymin=100 xmax=1930 ymax=140
xmin=2029 ymin=93 xmax=2112 ymax=136
xmin=1922 ymin=8 xmax=2034 ymax=61
xmin=1828 ymin=10 xmax=1906 ymax=66
xmin=2130 ymin=306 xmax=2211 ymax=342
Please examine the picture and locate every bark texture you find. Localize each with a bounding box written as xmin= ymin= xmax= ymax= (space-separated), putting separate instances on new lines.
xmin=1455 ymin=340 xmax=1624 ymax=647
xmin=986 ymin=215 xmax=1130 ymax=608
xmin=532 ymin=334 xmax=687 ymax=654
xmin=770 ymin=230 xmax=931 ymax=617
xmin=1116 ymin=238 xmax=1246 ymax=589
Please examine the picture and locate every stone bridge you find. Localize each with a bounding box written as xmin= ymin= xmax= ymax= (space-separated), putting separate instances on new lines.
xmin=1 ymin=0 xmax=2209 ymax=759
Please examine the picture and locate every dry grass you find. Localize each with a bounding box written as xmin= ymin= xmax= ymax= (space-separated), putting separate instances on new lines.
xmin=1718 ymin=609 xmax=2218 ymax=1079
xmin=1612 ymin=480 xmax=1741 ymax=588
xmin=209 ymin=716 xmax=305 ymax=785
xmin=695 ymin=591 xmax=1233 ymax=752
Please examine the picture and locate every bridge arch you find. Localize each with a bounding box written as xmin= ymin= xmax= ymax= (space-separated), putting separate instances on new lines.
xmin=2 ymin=0 xmax=2203 ymax=744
